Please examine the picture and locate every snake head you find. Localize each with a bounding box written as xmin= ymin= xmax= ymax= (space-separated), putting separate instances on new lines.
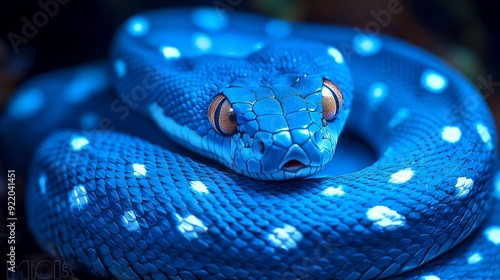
xmin=147 ymin=40 xmax=352 ymax=180
xmin=208 ymin=73 xmax=350 ymax=180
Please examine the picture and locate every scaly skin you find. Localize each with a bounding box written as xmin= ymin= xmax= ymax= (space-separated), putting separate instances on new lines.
xmin=0 ymin=7 xmax=496 ymax=280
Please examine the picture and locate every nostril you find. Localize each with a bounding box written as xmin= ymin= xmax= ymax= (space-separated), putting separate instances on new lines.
xmin=252 ymin=139 xmax=267 ymax=157
xmin=259 ymin=141 xmax=265 ymax=154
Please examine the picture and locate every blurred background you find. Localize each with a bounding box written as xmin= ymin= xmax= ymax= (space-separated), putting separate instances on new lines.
xmin=0 ymin=0 xmax=499 ymax=279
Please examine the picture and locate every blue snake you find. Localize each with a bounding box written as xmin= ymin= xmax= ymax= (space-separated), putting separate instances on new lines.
xmin=2 ymin=7 xmax=500 ymax=280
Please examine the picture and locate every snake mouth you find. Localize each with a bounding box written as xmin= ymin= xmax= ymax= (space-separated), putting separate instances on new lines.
xmin=281 ymin=160 xmax=306 ymax=173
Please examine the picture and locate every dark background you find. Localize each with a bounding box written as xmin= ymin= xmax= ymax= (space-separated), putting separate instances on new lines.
xmin=0 ymin=0 xmax=499 ymax=279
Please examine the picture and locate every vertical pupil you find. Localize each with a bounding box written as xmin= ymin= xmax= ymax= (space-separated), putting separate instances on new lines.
xmin=215 ymin=97 xmax=228 ymax=135
xmin=208 ymin=94 xmax=237 ymax=136
xmin=214 ymin=97 xmax=236 ymax=135
xmin=228 ymin=108 xmax=236 ymax=122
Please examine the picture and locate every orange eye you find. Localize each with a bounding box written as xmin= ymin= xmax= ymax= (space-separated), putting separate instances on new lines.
xmin=322 ymin=79 xmax=343 ymax=121
xmin=208 ymin=94 xmax=237 ymax=136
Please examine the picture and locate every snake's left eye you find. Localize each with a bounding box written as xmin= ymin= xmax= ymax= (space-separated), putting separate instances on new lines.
xmin=208 ymin=94 xmax=237 ymax=136
xmin=321 ymin=78 xmax=343 ymax=121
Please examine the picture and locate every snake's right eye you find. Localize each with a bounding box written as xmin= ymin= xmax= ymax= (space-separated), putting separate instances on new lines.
xmin=208 ymin=94 xmax=237 ymax=136
xmin=321 ymin=78 xmax=343 ymax=121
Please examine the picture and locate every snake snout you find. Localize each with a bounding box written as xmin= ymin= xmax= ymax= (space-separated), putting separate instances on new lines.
xmin=278 ymin=144 xmax=312 ymax=172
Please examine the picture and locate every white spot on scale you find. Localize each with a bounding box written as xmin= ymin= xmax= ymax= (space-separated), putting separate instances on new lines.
xmin=175 ymin=213 xmax=208 ymax=241
xmin=476 ymin=122 xmax=493 ymax=150
xmin=420 ymin=276 xmax=440 ymax=280
xmin=191 ymin=8 xmax=229 ymax=31
xmin=484 ymin=226 xmax=500 ymax=245
xmin=68 ymin=184 xmax=88 ymax=209
xmin=7 ymin=88 xmax=46 ymax=120
xmin=366 ymin=205 xmax=406 ymax=230
xmin=192 ymin=33 xmax=212 ymax=51
xmin=253 ymin=42 xmax=264 ymax=50
xmin=63 ymin=66 xmax=108 ymax=104
xmin=264 ymin=19 xmax=292 ymax=38
xmin=388 ymin=108 xmax=410 ymax=129
xmin=327 ymin=47 xmax=344 ymax=64
xmin=353 ymin=35 xmax=382 ymax=56
xmin=133 ymin=163 xmax=147 ymax=177
xmin=39 ymin=173 xmax=47 ymax=194
xmin=467 ymin=252 xmax=483 ymax=264
xmin=127 ymin=16 xmax=149 ymax=36
xmin=322 ymin=186 xmax=345 ymax=196
xmin=70 ymin=136 xmax=89 ymax=150
xmin=114 ymin=59 xmax=127 ymax=78
xmin=455 ymin=177 xmax=473 ymax=198
xmin=421 ymin=69 xmax=448 ymax=94
xmin=368 ymin=82 xmax=388 ymax=106
xmin=370 ymin=82 xmax=387 ymax=98
xmin=160 ymin=45 xmax=181 ymax=59
xmin=268 ymin=224 xmax=303 ymax=250
xmin=120 ymin=210 xmax=140 ymax=231
xmin=389 ymin=168 xmax=414 ymax=184
xmin=441 ymin=126 xmax=462 ymax=143
xmin=190 ymin=181 xmax=209 ymax=194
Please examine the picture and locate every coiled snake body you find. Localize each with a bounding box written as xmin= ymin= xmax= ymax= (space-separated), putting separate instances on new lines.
xmin=5 ymin=7 xmax=499 ymax=279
